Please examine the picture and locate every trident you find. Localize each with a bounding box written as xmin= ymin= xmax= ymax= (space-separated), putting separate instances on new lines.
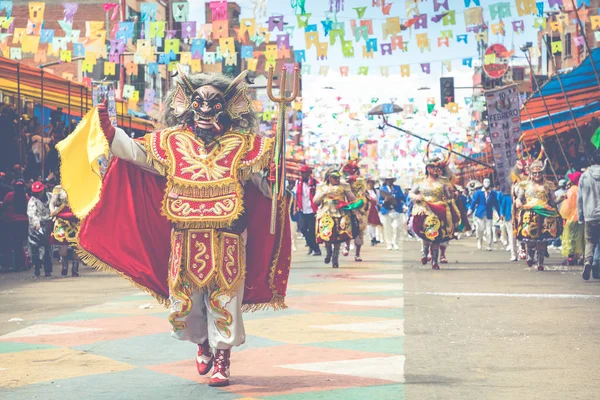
xmin=267 ymin=64 xmax=300 ymax=235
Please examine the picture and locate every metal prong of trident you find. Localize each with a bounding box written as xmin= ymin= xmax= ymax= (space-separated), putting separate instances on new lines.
xmin=267 ymin=64 xmax=300 ymax=235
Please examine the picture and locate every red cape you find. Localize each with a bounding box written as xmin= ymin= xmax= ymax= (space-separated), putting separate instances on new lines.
xmin=77 ymin=158 xmax=292 ymax=310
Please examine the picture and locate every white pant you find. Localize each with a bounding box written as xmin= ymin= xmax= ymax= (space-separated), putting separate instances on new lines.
xmin=476 ymin=217 xmax=493 ymax=249
xmin=367 ymin=224 xmax=383 ymax=242
xmin=381 ymin=211 xmax=402 ymax=247
xmin=504 ymin=220 xmax=517 ymax=258
xmin=290 ymin=219 xmax=298 ymax=251
xmin=170 ymin=284 xmax=246 ymax=350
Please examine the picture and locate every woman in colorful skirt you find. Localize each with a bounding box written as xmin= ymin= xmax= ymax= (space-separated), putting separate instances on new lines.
xmin=560 ymin=171 xmax=584 ymax=266
xmin=515 ymin=160 xmax=563 ymax=270
xmin=314 ymin=169 xmax=357 ymax=268
xmin=408 ymin=144 xmax=461 ymax=270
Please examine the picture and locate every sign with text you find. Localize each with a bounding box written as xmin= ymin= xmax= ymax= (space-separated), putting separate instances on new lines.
xmin=485 ymin=84 xmax=521 ymax=192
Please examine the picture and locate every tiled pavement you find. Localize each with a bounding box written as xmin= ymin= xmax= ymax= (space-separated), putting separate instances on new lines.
xmin=0 ymin=244 xmax=404 ymax=399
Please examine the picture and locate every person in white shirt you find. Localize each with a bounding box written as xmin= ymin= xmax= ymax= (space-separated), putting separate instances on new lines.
xmin=27 ymin=181 xmax=53 ymax=277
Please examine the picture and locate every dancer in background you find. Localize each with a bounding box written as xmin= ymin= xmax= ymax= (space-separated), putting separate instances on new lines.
xmin=515 ymin=160 xmax=562 ymax=271
xmin=341 ymin=159 xmax=368 ymax=261
xmin=314 ymin=169 xmax=357 ymax=268
xmin=409 ymin=143 xmax=461 ymax=270
xmin=50 ymin=186 xmax=81 ymax=276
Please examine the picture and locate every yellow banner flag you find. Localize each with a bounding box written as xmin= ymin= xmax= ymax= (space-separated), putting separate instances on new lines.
xmin=551 ymin=40 xmax=562 ymax=54
xmin=104 ymin=62 xmax=116 ymax=75
xmin=55 ymin=108 xmax=109 ymax=219
xmin=247 ymin=58 xmax=258 ymax=71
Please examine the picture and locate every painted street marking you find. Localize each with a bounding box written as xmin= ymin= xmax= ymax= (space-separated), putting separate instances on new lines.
xmin=279 ymin=355 xmax=405 ymax=383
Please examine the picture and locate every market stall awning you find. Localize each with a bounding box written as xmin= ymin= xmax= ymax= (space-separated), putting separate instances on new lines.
xmin=521 ymin=48 xmax=600 ymax=141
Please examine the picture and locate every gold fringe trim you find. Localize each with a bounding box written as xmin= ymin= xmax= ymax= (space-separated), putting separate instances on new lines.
xmin=170 ymin=182 xmax=238 ymax=198
xmin=147 ymin=156 xmax=168 ymax=176
xmin=238 ymin=153 xmax=273 ymax=181
xmin=170 ymin=208 xmax=245 ymax=230
xmin=74 ymin=243 xmax=170 ymax=308
xmin=241 ymin=296 xmax=288 ymax=313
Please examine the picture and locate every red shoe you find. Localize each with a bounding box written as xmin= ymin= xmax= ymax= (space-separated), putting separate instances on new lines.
xmin=432 ymin=263 xmax=440 ymax=270
xmin=196 ymin=341 xmax=213 ymax=376
xmin=537 ymin=265 xmax=544 ymax=271
xmin=421 ymin=256 xmax=427 ymax=265
xmin=440 ymin=256 xmax=448 ymax=264
xmin=209 ymin=349 xmax=230 ymax=387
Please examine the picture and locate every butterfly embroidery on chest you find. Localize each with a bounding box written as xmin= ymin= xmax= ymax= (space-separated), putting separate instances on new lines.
xmin=171 ymin=133 xmax=245 ymax=182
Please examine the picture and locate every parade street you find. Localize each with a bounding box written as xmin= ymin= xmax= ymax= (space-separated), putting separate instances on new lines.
xmin=1 ymin=238 xmax=599 ymax=400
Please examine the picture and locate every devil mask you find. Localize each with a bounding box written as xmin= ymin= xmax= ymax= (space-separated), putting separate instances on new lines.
xmin=166 ymin=65 xmax=255 ymax=139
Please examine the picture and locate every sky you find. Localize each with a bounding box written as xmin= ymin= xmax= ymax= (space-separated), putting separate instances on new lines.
xmin=189 ymin=0 xmax=539 ymax=105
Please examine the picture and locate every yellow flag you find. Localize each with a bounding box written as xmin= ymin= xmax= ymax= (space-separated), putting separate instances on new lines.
xmin=55 ymin=108 xmax=109 ymax=219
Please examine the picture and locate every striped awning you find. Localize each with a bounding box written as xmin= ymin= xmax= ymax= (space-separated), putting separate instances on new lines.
xmin=0 ymin=57 xmax=155 ymax=133
xmin=521 ymin=48 xmax=600 ymax=141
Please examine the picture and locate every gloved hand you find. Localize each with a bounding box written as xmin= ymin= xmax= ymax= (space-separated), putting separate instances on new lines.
xmin=98 ymin=100 xmax=115 ymax=144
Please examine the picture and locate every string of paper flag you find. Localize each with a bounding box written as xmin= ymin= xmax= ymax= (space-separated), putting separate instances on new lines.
xmin=0 ymin=0 xmax=595 ymax=112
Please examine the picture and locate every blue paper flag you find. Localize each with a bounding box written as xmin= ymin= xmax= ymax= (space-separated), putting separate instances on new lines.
xmin=294 ymin=49 xmax=306 ymax=63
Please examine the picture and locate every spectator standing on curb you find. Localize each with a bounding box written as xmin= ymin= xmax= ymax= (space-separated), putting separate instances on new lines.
xmin=578 ymin=149 xmax=600 ymax=280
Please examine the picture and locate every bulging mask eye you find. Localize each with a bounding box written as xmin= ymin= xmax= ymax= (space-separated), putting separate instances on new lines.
xmin=192 ymin=101 xmax=199 ymax=109
xmin=214 ymin=103 xmax=222 ymax=111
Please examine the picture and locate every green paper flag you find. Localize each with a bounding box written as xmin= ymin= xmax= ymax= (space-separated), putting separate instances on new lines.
xmin=354 ymin=6 xmax=367 ymax=19
xmin=297 ymin=13 xmax=311 ymax=28
xmin=592 ymin=127 xmax=600 ymax=149
xmin=427 ymin=103 xmax=435 ymax=114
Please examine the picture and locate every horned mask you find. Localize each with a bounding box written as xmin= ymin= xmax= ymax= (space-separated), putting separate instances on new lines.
xmin=169 ymin=65 xmax=254 ymax=136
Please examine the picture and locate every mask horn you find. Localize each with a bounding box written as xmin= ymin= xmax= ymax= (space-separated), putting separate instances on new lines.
xmin=224 ymin=70 xmax=250 ymax=99
xmin=537 ymin=146 xmax=545 ymax=161
xmin=424 ymin=139 xmax=432 ymax=163
xmin=176 ymin=64 xmax=194 ymax=93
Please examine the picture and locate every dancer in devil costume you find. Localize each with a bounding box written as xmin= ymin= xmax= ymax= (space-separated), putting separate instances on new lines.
xmin=515 ymin=159 xmax=562 ymax=270
xmin=408 ymin=142 xmax=461 ymax=269
xmin=341 ymin=159 xmax=368 ymax=261
xmin=49 ymin=186 xmax=80 ymax=277
xmin=57 ymin=67 xmax=291 ymax=387
xmin=314 ymin=169 xmax=357 ymax=268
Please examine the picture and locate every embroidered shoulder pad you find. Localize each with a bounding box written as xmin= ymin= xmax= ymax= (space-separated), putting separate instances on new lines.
xmin=241 ymin=133 xmax=274 ymax=172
